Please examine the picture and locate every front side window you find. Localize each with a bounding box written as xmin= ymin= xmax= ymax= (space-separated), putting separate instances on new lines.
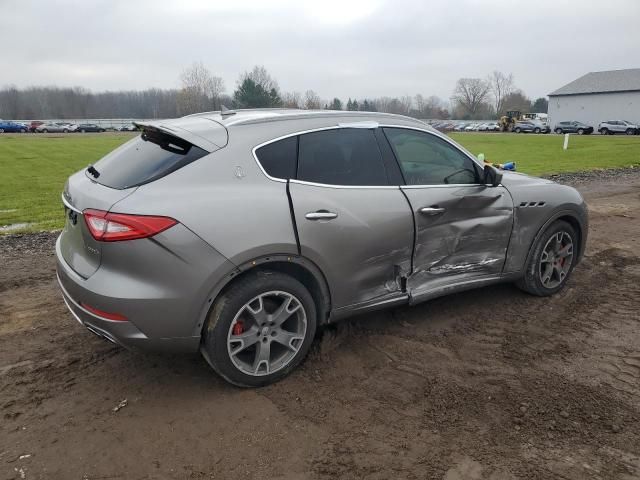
xmin=297 ymin=129 xmax=389 ymax=186
xmin=383 ymin=128 xmax=479 ymax=185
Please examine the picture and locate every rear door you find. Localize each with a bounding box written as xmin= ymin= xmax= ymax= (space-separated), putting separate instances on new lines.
xmin=287 ymin=127 xmax=414 ymax=310
xmin=382 ymin=127 xmax=513 ymax=301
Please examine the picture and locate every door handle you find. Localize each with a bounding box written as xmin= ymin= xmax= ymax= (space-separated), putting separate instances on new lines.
xmin=420 ymin=206 xmax=446 ymax=215
xmin=305 ymin=211 xmax=338 ymax=220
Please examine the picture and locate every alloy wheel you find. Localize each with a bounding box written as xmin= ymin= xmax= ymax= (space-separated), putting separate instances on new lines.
xmin=539 ymin=231 xmax=574 ymax=289
xmin=227 ymin=291 xmax=307 ymax=376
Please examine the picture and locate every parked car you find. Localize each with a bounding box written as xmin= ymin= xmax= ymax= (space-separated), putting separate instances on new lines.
xmin=514 ymin=121 xmax=550 ymax=134
xmin=0 ymin=120 xmax=28 ymax=133
xmin=36 ymin=122 xmax=75 ymax=133
xmin=464 ymin=123 xmax=479 ymax=131
xmin=27 ymin=121 xmax=45 ymax=132
xmin=118 ymin=124 xmax=139 ymax=132
xmin=598 ymin=120 xmax=638 ymax=135
xmin=76 ymin=123 xmax=106 ymax=133
xmin=553 ymin=121 xmax=593 ymax=135
xmin=485 ymin=122 xmax=500 ymax=132
xmin=57 ymin=110 xmax=588 ymax=387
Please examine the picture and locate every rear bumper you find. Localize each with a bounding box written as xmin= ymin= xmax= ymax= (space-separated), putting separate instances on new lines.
xmin=55 ymin=226 xmax=236 ymax=353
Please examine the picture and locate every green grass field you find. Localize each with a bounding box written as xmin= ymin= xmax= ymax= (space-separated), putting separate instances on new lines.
xmin=1 ymin=132 xmax=639 ymax=233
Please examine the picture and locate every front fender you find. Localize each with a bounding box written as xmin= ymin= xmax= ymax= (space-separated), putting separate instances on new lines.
xmin=503 ymin=183 xmax=588 ymax=274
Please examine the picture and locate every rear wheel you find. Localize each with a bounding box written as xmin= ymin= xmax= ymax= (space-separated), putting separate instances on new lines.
xmin=80 ymin=129 xmax=86 ymax=133
xmin=63 ymin=129 xmax=69 ymax=133
xmin=626 ymin=128 xmax=634 ymax=135
xmin=516 ymin=220 xmax=577 ymax=296
xmin=20 ymin=128 xmax=26 ymax=133
xmin=0 ymin=129 xmax=4 ymax=133
xmin=514 ymin=127 xmax=521 ymax=133
xmin=577 ymin=128 xmax=584 ymax=135
xmin=534 ymin=127 xmax=541 ymax=134
xmin=202 ymin=271 xmax=317 ymax=387
xmin=555 ymin=128 xmax=563 ymax=134
xmin=600 ymin=128 xmax=608 ymax=135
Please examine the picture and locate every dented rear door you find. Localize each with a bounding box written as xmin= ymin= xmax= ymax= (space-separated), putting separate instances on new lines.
xmin=402 ymin=184 xmax=513 ymax=297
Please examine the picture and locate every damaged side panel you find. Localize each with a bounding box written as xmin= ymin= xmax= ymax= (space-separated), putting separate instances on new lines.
xmin=401 ymin=185 xmax=514 ymax=300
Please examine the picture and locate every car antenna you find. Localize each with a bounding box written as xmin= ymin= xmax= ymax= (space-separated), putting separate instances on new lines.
xmin=220 ymin=105 xmax=236 ymax=117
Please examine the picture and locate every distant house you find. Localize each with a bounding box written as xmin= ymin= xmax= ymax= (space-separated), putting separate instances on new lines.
xmin=548 ymin=68 xmax=640 ymax=128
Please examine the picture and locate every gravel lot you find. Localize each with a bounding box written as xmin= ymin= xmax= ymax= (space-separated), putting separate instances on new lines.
xmin=1 ymin=170 xmax=639 ymax=480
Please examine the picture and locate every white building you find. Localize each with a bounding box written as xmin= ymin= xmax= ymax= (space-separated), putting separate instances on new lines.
xmin=548 ymin=68 xmax=640 ymax=128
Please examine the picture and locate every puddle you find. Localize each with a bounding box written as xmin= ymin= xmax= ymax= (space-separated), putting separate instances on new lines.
xmin=0 ymin=223 xmax=33 ymax=232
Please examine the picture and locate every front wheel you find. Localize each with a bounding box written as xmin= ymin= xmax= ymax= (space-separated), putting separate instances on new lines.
xmin=600 ymin=128 xmax=608 ymax=135
xmin=516 ymin=220 xmax=577 ymax=296
xmin=514 ymin=127 xmax=521 ymax=133
xmin=534 ymin=127 xmax=541 ymax=134
xmin=555 ymin=128 xmax=563 ymax=134
xmin=202 ymin=271 xmax=317 ymax=387
xmin=577 ymin=128 xmax=584 ymax=135
xmin=626 ymin=128 xmax=634 ymax=135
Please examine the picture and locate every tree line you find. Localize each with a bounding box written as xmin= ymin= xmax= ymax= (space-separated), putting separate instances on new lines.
xmin=0 ymin=62 xmax=547 ymax=120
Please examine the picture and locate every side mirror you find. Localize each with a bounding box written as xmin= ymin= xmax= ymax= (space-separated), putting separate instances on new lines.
xmin=483 ymin=165 xmax=503 ymax=187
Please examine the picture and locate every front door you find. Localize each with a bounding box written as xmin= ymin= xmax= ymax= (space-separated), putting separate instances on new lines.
xmin=382 ymin=127 xmax=514 ymax=299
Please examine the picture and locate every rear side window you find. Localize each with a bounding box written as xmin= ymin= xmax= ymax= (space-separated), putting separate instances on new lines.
xmin=255 ymin=136 xmax=297 ymax=179
xmin=297 ymin=129 xmax=389 ymax=186
xmin=91 ymin=130 xmax=209 ymax=189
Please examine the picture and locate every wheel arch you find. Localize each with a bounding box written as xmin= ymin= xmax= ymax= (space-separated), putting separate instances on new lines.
xmin=192 ymin=254 xmax=332 ymax=338
xmin=521 ymin=210 xmax=587 ymax=275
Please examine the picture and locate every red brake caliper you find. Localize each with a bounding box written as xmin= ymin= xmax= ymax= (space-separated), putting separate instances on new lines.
xmin=232 ymin=319 xmax=245 ymax=336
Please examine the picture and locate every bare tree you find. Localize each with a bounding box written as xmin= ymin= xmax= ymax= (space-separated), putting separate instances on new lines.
xmin=178 ymin=61 xmax=225 ymax=115
xmin=399 ymin=95 xmax=413 ymax=115
xmin=452 ymin=78 xmax=491 ymax=118
xmin=487 ymin=71 xmax=514 ymax=116
xmin=303 ymin=90 xmax=321 ymax=109
xmin=282 ymin=91 xmax=302 ymax=108
xmin=239 ymin=65 xmax=279 ymax=93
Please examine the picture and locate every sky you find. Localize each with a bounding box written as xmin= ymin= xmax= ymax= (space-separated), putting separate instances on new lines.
xmin=1 ymin=0 xmax=639 ymax=102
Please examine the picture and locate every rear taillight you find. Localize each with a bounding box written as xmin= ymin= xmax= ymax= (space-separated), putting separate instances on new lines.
xmin=83 ymin=209 xmax=177 ymax=242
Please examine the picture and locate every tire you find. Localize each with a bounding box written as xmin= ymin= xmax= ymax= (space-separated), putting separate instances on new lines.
xmin=534 ymin=127 xmax=541 ymax=134
xmin=600 ymin=128 xmax=608 ymax=135
xmin=80 ymin=129 xmax=86 ymax=133
xmin=516 ymin=220 xmax=578 ymax=297
xmin=555 ymin=128 xmax=563 ymax=134
xmin=626 ymin=128 xmax=634 ymax=135
xmin=42 ymin=129 xmax=48 ymax=133
xmin=63 ymin=129 xmax=69 ymax=133
xmin=514 ymin=127 xmax=521 ymax=133
xmin=20 ymin=129 xmax=26 ymax=133
xmin=201 ymin=270 xmax=317 ymax=387
xmin=0 ymin=129 xmax=4 ymax=133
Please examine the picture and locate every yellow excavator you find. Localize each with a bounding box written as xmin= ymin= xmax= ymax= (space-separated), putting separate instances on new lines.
xmin=499 ymin=110 xmax=522 ymax=132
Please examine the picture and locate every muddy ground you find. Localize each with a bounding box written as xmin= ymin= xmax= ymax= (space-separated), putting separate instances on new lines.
xmin=1 ymin=170 xmax=639 ymax=480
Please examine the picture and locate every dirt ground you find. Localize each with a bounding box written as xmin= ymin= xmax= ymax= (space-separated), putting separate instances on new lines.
xmin=1 ymin=170 xmax=640 ymax=480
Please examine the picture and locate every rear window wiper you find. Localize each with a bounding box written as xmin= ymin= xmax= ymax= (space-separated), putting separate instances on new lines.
xmin=87 ymin=165 xmax=100 ymax=178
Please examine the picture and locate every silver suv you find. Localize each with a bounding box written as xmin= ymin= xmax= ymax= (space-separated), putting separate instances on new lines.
xmin=57 ymin=109 xmax=588 ymax=387
xmin=598 ymin=120 xmax=638 ymax=135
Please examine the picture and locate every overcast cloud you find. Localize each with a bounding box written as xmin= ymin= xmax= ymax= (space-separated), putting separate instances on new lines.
xmin=1 ymin=0 xmax=638 ymax=101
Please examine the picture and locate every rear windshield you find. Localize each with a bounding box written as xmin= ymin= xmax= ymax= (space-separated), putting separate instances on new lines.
xmin=89 ymin=130 xmax=209 ymax=189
